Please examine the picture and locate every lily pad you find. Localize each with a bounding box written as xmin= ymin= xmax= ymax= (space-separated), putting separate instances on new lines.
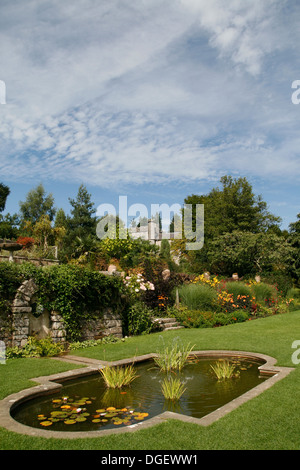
xmin=40 ymin=421 xmax=53 ymax=427
xmin=64 ymin=419 xmax=77 ymax=425
xmin=75 ymin=416 xmax=87 ymax=422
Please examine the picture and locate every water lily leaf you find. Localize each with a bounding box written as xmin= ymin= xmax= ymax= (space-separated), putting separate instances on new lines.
xmin=92 ymin=418 xmax=101 ymax=423
xmin=96 ymin=409 xmax=106 ymax=413
xmin=64 ymin=419 xmax=77 ymax=425
xmin=75 ymin=416 xmax=87 ymax=422
xmin=50 ymin=411 xmax=63 ymax=417
xmin=40 ymin=421 xmax=53 ymax=426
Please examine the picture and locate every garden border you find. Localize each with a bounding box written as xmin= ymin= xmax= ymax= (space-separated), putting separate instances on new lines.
xmin=0 ymin=350 xmax=294 ymax=439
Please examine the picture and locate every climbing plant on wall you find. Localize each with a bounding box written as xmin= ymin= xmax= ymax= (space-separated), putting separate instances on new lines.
xmin=0 ymin=262 xmax=127 ymax=341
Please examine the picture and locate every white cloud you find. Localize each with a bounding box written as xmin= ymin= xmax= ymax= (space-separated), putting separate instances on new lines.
xmin=0 ymin=0 xmax=299 ymax=198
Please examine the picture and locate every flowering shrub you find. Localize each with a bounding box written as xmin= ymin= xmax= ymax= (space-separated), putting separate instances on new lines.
xmin=16 ymin=236 xmax=36 ymax=249
xmin=217 ymin=291 xmax=252 ymax=313
xmin=123 ymin=273 xmax=155 ymax=296
xmin=192 ymin=274 xmax=220 ymax=289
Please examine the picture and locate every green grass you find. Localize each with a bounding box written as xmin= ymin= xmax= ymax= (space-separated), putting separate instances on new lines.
xmin=1 ymin=310 xmax=300 ymax=450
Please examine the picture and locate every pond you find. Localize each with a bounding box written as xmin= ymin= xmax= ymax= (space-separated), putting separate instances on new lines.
xmin=11 ymin=356 xmax=268 ymax=432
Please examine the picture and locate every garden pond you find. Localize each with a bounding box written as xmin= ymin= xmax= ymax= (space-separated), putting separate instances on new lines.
xmin=11 ymin=356 xmax=268 ymax=432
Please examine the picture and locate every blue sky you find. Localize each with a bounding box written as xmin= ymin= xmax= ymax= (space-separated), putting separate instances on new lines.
xmin=0 ymin=0 xmax=299 ymax=230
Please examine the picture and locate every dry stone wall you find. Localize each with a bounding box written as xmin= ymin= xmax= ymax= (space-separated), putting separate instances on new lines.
xmin=1 ymin=279 xmax=123 ymax=348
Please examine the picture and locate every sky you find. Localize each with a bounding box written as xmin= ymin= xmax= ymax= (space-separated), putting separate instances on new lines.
xmin=0 ymin=0 xmax=299 ymax=231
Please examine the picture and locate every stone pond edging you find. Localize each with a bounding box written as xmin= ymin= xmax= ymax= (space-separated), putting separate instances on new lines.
xmin=0 ymin=350 xmax=294 ymax=439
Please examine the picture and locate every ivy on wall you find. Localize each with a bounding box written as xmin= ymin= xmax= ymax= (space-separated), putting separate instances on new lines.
xmin=0 ymin=262 xmax=127 ymax=340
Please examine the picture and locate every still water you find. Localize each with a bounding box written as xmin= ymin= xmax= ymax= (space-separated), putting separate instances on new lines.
xmin=12 ymin=357 xmax=267 ymax=431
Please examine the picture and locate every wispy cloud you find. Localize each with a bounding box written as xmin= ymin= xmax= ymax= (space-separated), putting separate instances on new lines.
xmin=0 ymin=0 xmax=299 ymax=198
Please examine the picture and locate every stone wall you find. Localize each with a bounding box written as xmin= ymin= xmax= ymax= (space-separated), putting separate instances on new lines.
xmin=0 ymin=255 xmax=59 ymax=267
xmin=80 ymin=310 xmax=123 ymax=341
xmin=0 ymin=279 xmax=123 ymax=348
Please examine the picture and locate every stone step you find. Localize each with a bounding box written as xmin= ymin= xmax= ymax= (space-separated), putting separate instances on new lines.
xmin=152 ymin=317 xmax=184 ymax=331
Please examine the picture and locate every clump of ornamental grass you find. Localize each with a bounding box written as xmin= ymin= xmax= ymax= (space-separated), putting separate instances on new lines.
xmin=154 ymin=342 xmax=195 ymax=372
xmin=178 ymin=283 xmax=217 ymax=310
xmin=161 ymin=376 xmax=186 ymax=401
xmin=210 ymin=360 xmax=240 ymax=380
xmin=99 ymin=364 xmax=139 ymax=389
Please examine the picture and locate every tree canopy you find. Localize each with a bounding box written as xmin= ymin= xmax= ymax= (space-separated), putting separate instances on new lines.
xmin=184 ymin=175 xmax=281 ymax=240
xmin=19 ymin=183 xmax=56 ymax=224
xmin=0 ymin=183 xmax=10 ymax=213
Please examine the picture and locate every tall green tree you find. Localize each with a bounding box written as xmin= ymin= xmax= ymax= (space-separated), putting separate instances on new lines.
xmin=0 ymin=213 xmax=20 ymax=239
xmin=184 ymin=175 xmax=281 ymax=240
xmin=62 ymin=185 xmax=98 ymax=260
xmin=288 ymin=213 xmax=300 ymax=282
xmin=206 ymin=230 xmax=295 ymax=276
xmin=19 ymin=183 xmax=56 ymax=224
xmin=54 ymin=208 xmax=68 ymax=229
xmin=0 ymin=183 xmax=10 ymax=212
xmin=0 ymin=183 xmax=20 ymax=239
xmin=67 ymin=184 xmax=97 ymax=238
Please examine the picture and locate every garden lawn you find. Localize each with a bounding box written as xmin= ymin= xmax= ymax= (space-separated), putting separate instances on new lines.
xmin=0 ymin=310 xmax=300 ymax=450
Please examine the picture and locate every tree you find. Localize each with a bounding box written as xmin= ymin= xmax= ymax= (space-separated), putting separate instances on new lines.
xmin=288 ymin=213 xmax=300 ymax=282
xmin=54 ymin=208 xmax=68 ymax=229
xmin=62 ymin=185 xmax=98 ymax=260
xmin=22 ymin=214 xmax=66 ymax=254
xmin=0 ymin=183 xmax=10 ymax=212
xmin=0 ymin=213 xmax=20 ymax=239
xmin=184 ymin=175 xmax=281 ymax=241
xmin=19 ymin=183 xmax=56 ymax=224
xmin=0 ymin=183 xmax=20 ymax=239
xmin=206 ymin=230 xmax=295 ymax=276
xmin=67 ymin=184 xmax=97 ymax=238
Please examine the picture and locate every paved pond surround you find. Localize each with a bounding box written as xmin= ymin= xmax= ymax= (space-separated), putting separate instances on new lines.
xmin=0 ymin=350 xmax=294 ymax=439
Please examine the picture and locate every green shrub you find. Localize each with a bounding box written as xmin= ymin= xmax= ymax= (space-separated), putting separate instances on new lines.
xmin=287 ymin=287 xmax=300 ymax=300
xmin=251 ymin=282 xmax=277 ymax=303
xmin=173 ymin=307 xmax=250 ymax=329
xmin=260 ymin=271 xmax=293 ymax=297
xmin=178 ymin=283 xmax=217 ymax=310
xmin=173 ymin=307 xmax=214 ymax=328
xmin=6 ymin=335 xmax=64 ymax=358
xmin=126 ymin=301 xmax=158 ymax=336
xmin=225 ymin=281 xmax=252 ymax=299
